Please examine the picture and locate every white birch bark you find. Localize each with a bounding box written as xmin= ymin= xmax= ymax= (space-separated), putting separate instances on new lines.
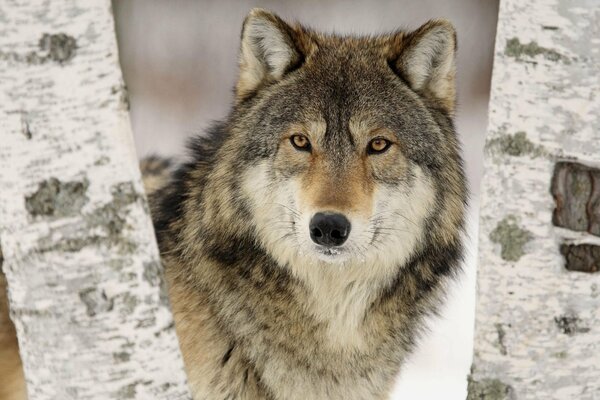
xmin=470 ymin=0 xmax=600 ymax=398
xmin=0 ymin=1 xmax=191 ymax=399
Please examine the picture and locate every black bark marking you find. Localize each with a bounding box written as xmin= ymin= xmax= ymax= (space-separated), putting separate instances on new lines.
xmin=554 ymin=314 xmax=590 ymax=335
xmin=79 ymin=288 xmax=114 ymax=317
xmin=39 ymin=33 xmax=77 ymax=64
xmin=551 ymin=162 xmax=600 ymax=236
xmin=560 ymin=244 xmax=600 ymax=273
xmin=21 ymin=115 xmax=32 ymax=139
xmin=25 ymin=177 xmax=89 ymax=217
xmin=495 ymin=323 xmax=508 ymax=355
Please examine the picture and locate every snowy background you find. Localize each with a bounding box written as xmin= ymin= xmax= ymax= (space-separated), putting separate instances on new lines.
xmin=112 ymin=1 xmax=499 ymax=398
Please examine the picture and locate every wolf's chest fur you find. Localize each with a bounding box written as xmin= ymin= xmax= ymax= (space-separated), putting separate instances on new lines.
xmin=162 ymin=251 xmax=416 ymax=400
xmin=148 ymin=7 xmax=466 ymax=400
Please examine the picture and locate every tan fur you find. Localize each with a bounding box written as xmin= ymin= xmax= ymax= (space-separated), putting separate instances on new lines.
xmin=299 ymin=156 xmax=374 ymax=216
xmin=0 ymin=261 xmax=27 ymax=400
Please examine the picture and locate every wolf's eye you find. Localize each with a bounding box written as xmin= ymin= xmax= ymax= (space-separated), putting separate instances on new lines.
xmin=367 ymin=138 xmax=391 ymax=154
xmin=290 ymin=134 xmax=311 ymax=152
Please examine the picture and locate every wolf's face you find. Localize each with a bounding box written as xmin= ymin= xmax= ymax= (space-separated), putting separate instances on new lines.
xmin=216 ymin=10 xmax=464 ymax=278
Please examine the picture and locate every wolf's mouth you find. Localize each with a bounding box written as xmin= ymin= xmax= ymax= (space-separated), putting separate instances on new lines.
xmin=312 ymin=244 xmax=349 ymax=262
xmin=318 ymin=247 xmax=342 ymax=255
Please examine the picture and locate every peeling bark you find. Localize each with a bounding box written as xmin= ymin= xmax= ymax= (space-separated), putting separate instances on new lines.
xmin=551 ymin=162 xmax=600 ymax=236
xmin=471 ymin=0 xmax=600 ymax=398
xmin=0 ymin=1 xmax=191 ymax=399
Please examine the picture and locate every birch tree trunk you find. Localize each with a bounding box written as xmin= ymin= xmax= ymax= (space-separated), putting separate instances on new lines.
xmin=469 ymin=0 xmax=600 ymax=398
xmin=0 ymin=1 xmax=191 ymax=399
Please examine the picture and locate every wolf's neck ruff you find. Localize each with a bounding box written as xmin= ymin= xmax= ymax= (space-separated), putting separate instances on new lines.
xmin=150 ymin=8 xmax=466 ymax=400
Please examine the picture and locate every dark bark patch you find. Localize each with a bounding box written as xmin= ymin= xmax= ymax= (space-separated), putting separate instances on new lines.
xmin=21 ymin=116 xmax=32 ymax=139
xmin=111 ymin=181 xmax=139 ymax=207
xmin=554 ymin=314 xmax=590 ymax=335
xmin=490 ymin=216 xmax=532 ymax=262
xmin=113 ymin=351 xmax=131 ymax=363
xmin=486 ymin=131 xmax=544 ymax=157
xmin=36 ymin=181 xmax=142 ymax=253
xmin=560 ymin=244 xmax=600 ymax=273
xmin=142 ymin=261 xmax=162 ymax=286
xmin=39 ymin=33 xmax=77 ymax=64
xmin=505 ymin=37 xmax=565 ymax=62
xmin=25 ymin=177 xmax=89 ymax=218
xmin=143 ymin=261 xmax=169 ymax=305
xmin=0 ymin=33 xmax=77 ymax=65
xmin=495 ymin=323 xmax=508 ymax=355
xmin=467 ymin=376 xmax=515 ymax=400
xmin=79 ymin=288 xmax=114 ymax=317
xmin=135 ymin=316 xmax=157 ymax=328
xmin=117 ymin=381 xmax=139 ymax=399
xmin=552 ymin=350 xmax=568 ymax=359
xmin=121 ymin=292 xmax=140 ymax=314
xmin=112 ymin=84 xmax=130 ymax=111
xmin=551 ymin=162 xmax=600 ymax=236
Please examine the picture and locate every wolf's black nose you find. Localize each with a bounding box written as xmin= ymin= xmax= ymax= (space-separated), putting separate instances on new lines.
xmin=309 ymin=212 xmax=351 ymax=247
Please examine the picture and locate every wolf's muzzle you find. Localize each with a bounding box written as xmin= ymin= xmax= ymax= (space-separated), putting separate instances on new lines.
xmin=309 ymin=212 xmax=351 ymax=247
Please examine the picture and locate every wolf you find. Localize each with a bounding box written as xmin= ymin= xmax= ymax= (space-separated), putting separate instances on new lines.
xmin=149 ymin=8 xmax=467 ymax=400
xmin=0 ymin=8 xmax=467 ymax=400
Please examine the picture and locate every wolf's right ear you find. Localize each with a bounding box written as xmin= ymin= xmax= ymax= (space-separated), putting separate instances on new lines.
xmin=236 ymin=9 xmax=309 ymax=101
xmin=391 ymin=20 xmax=457 ymax=114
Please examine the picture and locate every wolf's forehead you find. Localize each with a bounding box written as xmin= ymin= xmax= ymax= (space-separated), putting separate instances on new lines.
xmin=296 ymin=70 xmax=398 ymax=135
xmin=312 ymin=33 xmax=391 ymax=53
xmin=301 ymin=51 xmax=396 ymax=108
xmin=310 ymin=35 xmax=391 ymax=69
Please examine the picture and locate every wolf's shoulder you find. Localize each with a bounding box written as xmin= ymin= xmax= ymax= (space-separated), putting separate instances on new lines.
xmin=141 ymin=123 xmax=229 ymax=242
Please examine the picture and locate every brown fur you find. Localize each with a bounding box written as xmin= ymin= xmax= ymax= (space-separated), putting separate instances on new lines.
xmin=0 ymin=255 xmax=27 ymax=400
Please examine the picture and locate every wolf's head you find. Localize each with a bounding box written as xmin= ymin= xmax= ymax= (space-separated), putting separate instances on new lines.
xmin=189 ymin=9 xmax=466 ymax=284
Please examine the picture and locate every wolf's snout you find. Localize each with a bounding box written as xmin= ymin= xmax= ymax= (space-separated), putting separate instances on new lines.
xmin=309 ymin=212 xmax=351 ymax=247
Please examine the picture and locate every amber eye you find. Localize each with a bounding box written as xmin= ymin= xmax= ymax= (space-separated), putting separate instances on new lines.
xmin=290 ymin=134 xmax=311 ymax=152
xmin=367 ymin=138 xmax=391 ymax=154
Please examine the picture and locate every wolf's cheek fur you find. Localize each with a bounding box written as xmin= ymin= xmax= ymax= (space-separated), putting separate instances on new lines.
xmin=368 ymin=166 xmax=436 ymax=269
xmin=240 ymin=161 xmax=301 ymax=268
xmin=241 ymin=157 xmax=435 ymax=270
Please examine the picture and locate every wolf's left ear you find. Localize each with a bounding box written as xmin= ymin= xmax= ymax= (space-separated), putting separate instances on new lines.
xmin=392 ymin=20 xmax=457 ymax=114
xmin=236 ymin=9 xmax=308 ymax=101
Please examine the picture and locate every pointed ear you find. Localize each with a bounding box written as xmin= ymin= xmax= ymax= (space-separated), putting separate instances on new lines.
xmin=392 ymin=20 xmax=457 ymax=114
xmin=236 ymin=9 xmax=307 ymax=101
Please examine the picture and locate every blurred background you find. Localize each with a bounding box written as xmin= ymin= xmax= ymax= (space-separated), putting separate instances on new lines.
xmin=113 ymin=1 xmax=499 ymax=398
